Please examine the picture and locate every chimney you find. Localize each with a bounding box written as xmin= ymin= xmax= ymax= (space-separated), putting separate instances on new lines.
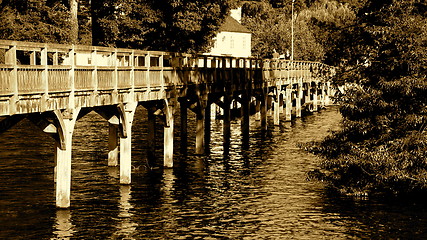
xmin=230 ymin=7 xmax=242 ymax=23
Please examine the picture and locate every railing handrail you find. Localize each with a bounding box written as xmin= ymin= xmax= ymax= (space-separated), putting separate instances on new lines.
xmin=0 ymin=39 xmax=332 ymax=105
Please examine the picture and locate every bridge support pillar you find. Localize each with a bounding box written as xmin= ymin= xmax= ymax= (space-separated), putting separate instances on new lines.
xmin=163 ymin=102 xmax=174 ymax=168
xmin=54 ymin=108 xmax=80 ymax=208
xmin=295 ymin=81 xmax=302 ymax=118
xmin=320 ymin=83 xmax=326 ymax=108
xmin=108 ymin=123 xmax=119 ymax=166
xmin=285 ymin=85 xmax=292 ymax=121
xmin=118 ymin=102 xmax=137 ymax=185
xmin=223 ymin=95 xmax=231 ymax=156
xmin=273 ymin=88 xmax=280 ymax=126
xmin=93 ymin=107 xmax=120 ymax=167
xmin=279 ymin=93 xmax=284 ymax=114
xmin=305 ymin=83 xmax=311 ymax=106
xmin=255 ymin=98 xmax=261 ymax=121
xmin=260 ymin=89 xmax=268 ymax=131
xmin=313 ymin=83 xmax=318 ymax=112
xmin=204 ymin=101 xmax=211 ymax=154
xmin=241 ymin=91 xmax=250 ymax=149
xmin=179 ymin=98 xmax=188 ymax=156
xmin=324 ymin=82 xmax=331 ymax=105
xmin=147 ymin=105 xmax=157 ymax=166
xmin=210 ymin=102 xmax=217 ymax=120
xmin=195 ymin=108 xmax=205 ymax=155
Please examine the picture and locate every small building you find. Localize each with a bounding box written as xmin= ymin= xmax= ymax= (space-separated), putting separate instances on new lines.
xmin=206 ymin=8 xmax=252 ymax=58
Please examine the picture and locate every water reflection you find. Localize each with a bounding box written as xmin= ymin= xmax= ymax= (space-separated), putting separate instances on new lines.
xmin=107 ymin=166 xmax=119 ymax=181
xmin=9 ymin=107 xmax=427 ymax=239
xmin=53 ymin=209 xmax=75 ymax=239
xmin=113 ymin=185 xmax=138 ymax=239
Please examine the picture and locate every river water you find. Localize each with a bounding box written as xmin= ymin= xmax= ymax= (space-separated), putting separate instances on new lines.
xmin=1 ymin=106 xmax=427 ymax=239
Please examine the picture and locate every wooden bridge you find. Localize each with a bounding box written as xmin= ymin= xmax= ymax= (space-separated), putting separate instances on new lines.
xmin=0 ymin=40 xmax=335 ymax=208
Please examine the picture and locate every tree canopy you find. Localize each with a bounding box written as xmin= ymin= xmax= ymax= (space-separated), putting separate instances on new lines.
xmin=0 ymin=0 xmax=237 ymax=53
xmin=109 ymin=0 xmax=232 ymax=53
xmin=307 ymin=0 xmax=427 ymax=196
xmin=241 ymin=0 xmax=355 ymax=60
xmin=0 ymin=0 xmax=71 ymax=43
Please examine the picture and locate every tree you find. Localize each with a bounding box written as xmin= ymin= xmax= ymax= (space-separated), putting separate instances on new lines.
xmin=307 ymin=0 xmax=427 ymax=196
xmin=68 ymin=0 xmax=78 ymax=44
xmin=92 ymin=0 xmax=235 ymax=53
xmin=241 ymin=0 xmax=326 ymax=60
xmin=91 ymin=0 xmax=160 ymax=48
xmin=299 ymin=0 xmax=357 ymax=65
xmin=0 ymin=0 xmax=235 ymax=53
xmin=0 ymin=0 xmax=71 ymax=43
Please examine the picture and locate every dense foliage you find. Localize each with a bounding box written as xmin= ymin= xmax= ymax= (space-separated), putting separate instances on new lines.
xmin=241 ymin=0 xmax=356 ymax=60
xmin=0 ymin=0 xmax=360 ymax=57
xmin=94 ymin=0 xmax=236 ymax=52
xmin=0 ymin=0 xmax=71 ymax=43
xmin=307 ymin=0 xmax=427 ymax=196
xmin=0 ymin=0 xmax=237 ymax=52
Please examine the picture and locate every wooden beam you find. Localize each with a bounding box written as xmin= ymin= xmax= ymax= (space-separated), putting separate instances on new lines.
xmin=27 ymin=114 xmax=57 ymax=134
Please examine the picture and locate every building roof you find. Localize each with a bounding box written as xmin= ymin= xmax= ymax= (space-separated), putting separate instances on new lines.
xmin=218 ymin=16 xmax=251 ymax=34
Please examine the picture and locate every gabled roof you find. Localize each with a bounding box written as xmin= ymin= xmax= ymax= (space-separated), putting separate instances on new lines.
xmin=218 ymin=16 xmax=251 ymax=34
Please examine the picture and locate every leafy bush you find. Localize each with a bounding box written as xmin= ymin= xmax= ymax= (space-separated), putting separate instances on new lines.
xmin=307 ymin=0 xmax=427 ymax=196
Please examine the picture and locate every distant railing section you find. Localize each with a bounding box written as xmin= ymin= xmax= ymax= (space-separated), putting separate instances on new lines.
xmin=262 ymin=59 xmax=332 ymax=82
xmin=0 ymin=40 xmax=331 ymax=97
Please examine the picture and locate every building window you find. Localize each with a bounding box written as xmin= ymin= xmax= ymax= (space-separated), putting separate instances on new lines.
xmin=230 ymin=36 xmax=234 ymax=49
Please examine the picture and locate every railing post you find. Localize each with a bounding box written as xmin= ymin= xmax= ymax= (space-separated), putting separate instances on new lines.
xmin=41 ymin=46 xmax=49 ymax=111
xmin=112 ymin=49 xmax=118 ymax=104
xmin=160 ymin=53 xmax=165 ymax=93
xmin=53 ymin=51 xmax=59 ymax=65
xmin=5 ymin=44 xmax=18 ymax=114
xmin=145 ymin=53 xmax=151 ymax=96
xmin=130 ymin=50 xmax=135 ymax=101
xmin=30 ymin=51 xmax=36 ymax=65
xmin=68 ymin=45 xmax=75 ymax=109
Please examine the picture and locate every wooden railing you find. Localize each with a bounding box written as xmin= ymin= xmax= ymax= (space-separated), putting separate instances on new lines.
xmin=0 ymin=39 xmax=331 ymax=100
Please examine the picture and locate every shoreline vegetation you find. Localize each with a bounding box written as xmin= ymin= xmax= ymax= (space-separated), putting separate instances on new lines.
xmin=304 ymin=0 xmax=427 ymax=197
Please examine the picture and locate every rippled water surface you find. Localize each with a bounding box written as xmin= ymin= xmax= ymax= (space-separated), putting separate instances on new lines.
xmin=2 ymin=106 xmax=427 ymax=239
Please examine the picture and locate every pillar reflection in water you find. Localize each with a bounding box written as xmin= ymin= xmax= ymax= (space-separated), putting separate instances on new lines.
xmin=113 ymin=185 xmax=138 ymax=239
xmin=54 ymin=209 xmax=75 ymax=239
xmin=162 ymin=168 xmax=176 ymax=198
xmin=159 ymin=169 xmax=179 ymax=230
